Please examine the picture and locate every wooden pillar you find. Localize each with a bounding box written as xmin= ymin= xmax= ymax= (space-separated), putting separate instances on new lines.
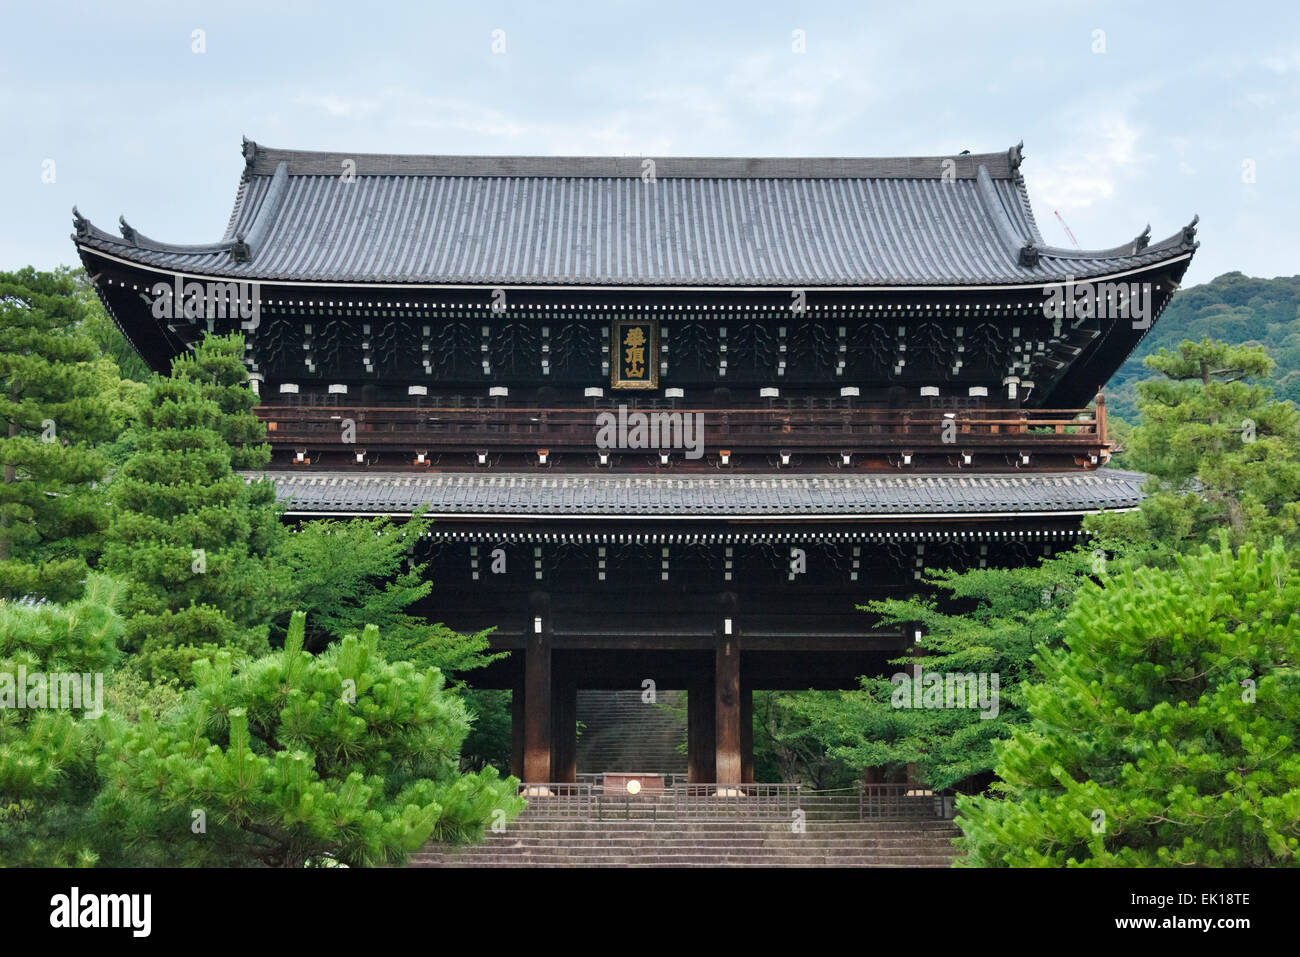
xmin=740 ymin=681 xmax=754 ymax=784
xmin=905 ymin=622 xmax=925 ymax=788
xmin=522 ymin=593 xmax=552 ymax=783
xmin=510 ymin=664 xmax=525 ymax=780
xmin=687 ymin=681 xmax=716 ymax=783
xmin=715 ymin=594 xmax=742 ymax=785
xmin=550 ymin=668 xmax=577 ymax=784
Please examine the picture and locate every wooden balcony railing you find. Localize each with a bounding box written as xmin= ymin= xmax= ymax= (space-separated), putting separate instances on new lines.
xmin=256 ymin=405 xmax=1107 ymax=455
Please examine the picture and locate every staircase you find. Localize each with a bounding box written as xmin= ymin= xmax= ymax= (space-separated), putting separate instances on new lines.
xmin=411 ymin=797 xmax=961 ymax=868
xmin=575 ymin=690 xmax=687 ymax=774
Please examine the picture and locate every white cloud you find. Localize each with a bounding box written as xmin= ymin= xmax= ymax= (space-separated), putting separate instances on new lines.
xmin=1261 ymin=52 xmax=1300 ymax=74
xmin=1030 ymin=113 xmax=1148 ymax=213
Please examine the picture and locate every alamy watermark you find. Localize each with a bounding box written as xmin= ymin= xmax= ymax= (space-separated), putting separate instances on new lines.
xmin=595 ymin=405 xmax=704 ymax=460
xmin=0 ymin=666 xmax=104 ymax=718
xmin=149 ymin=275 xmax=260 ymax=330
xmin=50 ymin=887 xmax=150 ymax=937
xmin=1043 ymin=274 xmax=1153 ymax=329
xmin=891 ymin=666 xmax=1000 ymax=719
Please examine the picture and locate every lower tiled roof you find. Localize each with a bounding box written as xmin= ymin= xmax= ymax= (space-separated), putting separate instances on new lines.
xmin=253 ymin=469 xmax=1145 ymax=518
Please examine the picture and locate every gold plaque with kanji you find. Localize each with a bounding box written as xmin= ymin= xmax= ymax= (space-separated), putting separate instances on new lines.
xmin=610 ymin=318 xmax=658 ymax=390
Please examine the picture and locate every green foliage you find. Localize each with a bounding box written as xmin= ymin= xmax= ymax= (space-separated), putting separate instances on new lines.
xmin=66 ymin=269 xmax=151 ymax=384
xmin=956 ymin=539 xmax=1300 ymax=867
xmin=94 ymin=612 xmax=523 ymax=867
xmin=276 ymin=513 xmax=502 ymax=682
xmin=459 ymin=689 xmax=514 ymax=774
xmin=1127 ymin=337 xmax=1300 ymax=549
xmin=104 ymin=334 xmax=287 ymax=682
xmin=1108 ymin=272 xmax=1300 ymax=419
xmin=783 ymin=548 xmax=1102 ymax=790
xmin=0 ymin=268 xmax=135 ymax=602
xmin=752 ymin=691 xmax=858 ymax=789
xmin=169 ymin=333 xmax=271 ymax=471
xmin=0 ymin=575 xmax=123 ymax=866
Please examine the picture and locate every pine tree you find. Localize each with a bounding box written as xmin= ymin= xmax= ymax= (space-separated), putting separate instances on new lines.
xmin=94 ymin=612 xmax=523 ymax=867
xmin=1129 ymin=337 xmax=1300 ymax=548
xmin=276 ymin=513 xmax=509 ymax=769
xmin=955 ymin=539 xmax=1300 ymax=867
xmin=0 ymin=575 xmax=123 ymax=866
xmin=104 ymin=334 xmax=286 ymax=682
xmin=781 ymin=547 xmax=1100 ymax=790
xmin=0 ymin=268 xmax=133 ymax=602
xmin=170 ymin=332 xmax=271 ymax=471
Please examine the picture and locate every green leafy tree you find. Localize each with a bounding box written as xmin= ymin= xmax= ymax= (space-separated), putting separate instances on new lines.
xmin=1106 ymin=272 xmax=1300 ymax=420
xmin=68 ymin=269 xmax=151 ymax=383
xmin=0 ymin=575 xmax=122 ymax=866
xmin=751 ymin=690 xmax=857 ymax=789
xmin=0 ymin=268 xmax=134 ymax=602
xmin=783 ymin=547 xmax=1100 ymax=790
xmin=1128 ymin=338 xmax=1300 ymax=548
xmin=956 ymin=539 xmax=1300 ymax=867
xmin=104 ymin=335 xmax=286 ymax=682
xmin=94 ymin=611 xmax=523 ymax=867
xmin=275 ymin=514 xmax=510 ymax=770
xmin=459 ymin=689 xmax=514 ymax=774
xmin=276 ymin=514 xmax=500 ymax=677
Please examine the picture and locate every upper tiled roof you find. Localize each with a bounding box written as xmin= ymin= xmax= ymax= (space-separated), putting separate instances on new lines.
xmin=73 ymin=140 xmax=1197 ymax=288
xmin=257 ymin=469 xmax=1146 ymax=517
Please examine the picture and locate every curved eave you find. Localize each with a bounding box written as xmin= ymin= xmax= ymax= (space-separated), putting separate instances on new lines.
xmin=69 ymin=139 xmax=1197 ymax=288
xmin=252 ymin=469 xmax=1148 ymax=518
xmin=75 ymin=240 xmax=1194 ymax=293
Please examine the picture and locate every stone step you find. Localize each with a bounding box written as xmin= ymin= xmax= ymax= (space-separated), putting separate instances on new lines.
xmin=494 ymin=821 xmax=960 ymax=832
xmin=413 ymin=856 xmax=955 ymax=868
xmin=468 ymin=832 xmax=955 ymax=838
xmin=416 ymin=858 xmax=956 ymax=868
xmin=412 ymin=814 xmax=962 ymax=868
xmin=414 ymin=858 xmax=956 ymax=868
xmin=458 ymin=833 xmax=959 ymax=843
xmin=422 ymin=844 xmax=957 ymax=856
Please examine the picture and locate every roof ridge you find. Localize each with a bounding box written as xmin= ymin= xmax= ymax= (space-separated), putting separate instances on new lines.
xmin=241 ymin=139 xmax=1024 ymax=181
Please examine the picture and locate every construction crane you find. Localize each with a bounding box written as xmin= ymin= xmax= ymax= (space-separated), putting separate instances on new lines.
xmin=1053 ymin=210 xmax=1081 ymax=248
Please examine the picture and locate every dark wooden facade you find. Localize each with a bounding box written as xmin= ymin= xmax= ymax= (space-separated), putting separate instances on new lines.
xmin=75 ymin=140 xmax=1196 ymax=784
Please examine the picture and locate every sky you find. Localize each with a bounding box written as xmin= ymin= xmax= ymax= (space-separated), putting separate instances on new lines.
xmin=3 ymin=0 xmax=1297 ymax=288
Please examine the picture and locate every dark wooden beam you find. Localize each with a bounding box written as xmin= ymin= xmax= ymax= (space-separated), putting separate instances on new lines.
xmin=740 ymin=679 xmax=754 ymax=784
xmin=522 ymin=593 xmax=552 ymax=783
xmin=551 ymin=670 xmax=577 ymax=784
xmin=687 ymin=681 xmax=715 ymax=784
xmin=487 ymin=631 xmax=908 ymax=653
xmin=510 ymin=664 xmax=524 ymax=780
xmin=715 ymin=593 xmax=742 ymax=785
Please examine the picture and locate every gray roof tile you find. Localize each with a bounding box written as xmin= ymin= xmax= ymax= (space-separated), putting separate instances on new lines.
xmin=253 ymin=469 xmax=1145 ymax=517
xmin=74 ymin=142 xmax=1196 ymax=288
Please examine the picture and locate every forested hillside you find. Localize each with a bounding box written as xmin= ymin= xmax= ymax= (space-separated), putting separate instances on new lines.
xmin=1108 ymin=272 xmax=1300 ymax=419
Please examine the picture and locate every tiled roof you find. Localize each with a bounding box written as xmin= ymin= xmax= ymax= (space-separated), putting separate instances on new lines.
xmin=73 ymin=141 xmax=1196 ymax=287
xmin=256 ymin=469 xmax=1146 ymax=518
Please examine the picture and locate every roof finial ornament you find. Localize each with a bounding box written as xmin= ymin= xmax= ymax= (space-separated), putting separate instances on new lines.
xmin=118 ymin=214 xmax=137 ymax=244
xmin=1181 ymin=214 xmax=1200 ymax=246
xmin=71 ymin=206 xmax=89 ymax=239
xmin=231 ymin=231 xmax=251 ymax=263
xmin=1133 ymin=223 xmax=1151 ymax=252
xmin=1018 ymin=240 xmax=1040 ymax=267
xmin=241 ymin=136 xmax=257 ymax=170
xmin=1009 ymin=141 xmax=1024 ymax=170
